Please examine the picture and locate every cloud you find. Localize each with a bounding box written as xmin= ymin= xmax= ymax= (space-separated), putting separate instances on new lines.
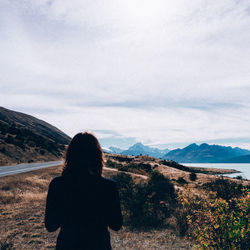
xmin=1 ymin=0 xmax=250 ymax=149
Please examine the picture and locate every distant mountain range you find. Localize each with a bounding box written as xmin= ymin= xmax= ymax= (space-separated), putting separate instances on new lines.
xmin=222 ymin=154 xmax=250 ymax=163
xmin=163 ymin=143 xmax=250 ymax=163
xmin=106 ymin=143 xmax=170 ymax=158
xmin=0 ymin=106 xmax=70 ymax=165
xmin=1 ymin=106 xmax=249 ymax=165
xmin=106 ymin=142 xmax=250 ymax=163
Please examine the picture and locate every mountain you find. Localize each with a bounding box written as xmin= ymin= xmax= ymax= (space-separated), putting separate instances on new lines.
xmin=109 ymin=146 xmax=124 ymax=154
xmin=163 ymin=143 xmax=250 ymax=163
xmin=0 ymin=107 xmax=71 ymax=165
xmin=109 ymin=142 xmax=170 ymax=158
xmin=223 ymin=154 xmax=250 ymax=163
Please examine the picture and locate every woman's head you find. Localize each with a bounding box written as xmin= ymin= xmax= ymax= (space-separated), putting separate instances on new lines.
xmin=62 ymin=132 xmax=104 ymax=177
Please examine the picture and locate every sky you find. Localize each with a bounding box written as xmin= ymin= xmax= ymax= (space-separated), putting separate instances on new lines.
xmin=1 ymin=0 xmax=250 ymax=150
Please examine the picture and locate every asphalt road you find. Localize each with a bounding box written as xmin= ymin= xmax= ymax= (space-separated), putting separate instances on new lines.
xmin=0 ymin=161 xmax=63 ymax=177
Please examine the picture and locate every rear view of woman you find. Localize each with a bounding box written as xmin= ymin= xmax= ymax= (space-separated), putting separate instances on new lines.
xmin=45 ymin=132 xmax=123 ymax=250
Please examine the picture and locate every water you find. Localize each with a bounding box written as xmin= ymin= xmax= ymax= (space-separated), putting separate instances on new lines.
xmin=181 ymin=163 xmax=250 ymax=180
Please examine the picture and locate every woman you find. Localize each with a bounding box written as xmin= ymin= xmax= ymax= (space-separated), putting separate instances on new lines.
xmin=45 ymin=132 xmax=123 ymax=250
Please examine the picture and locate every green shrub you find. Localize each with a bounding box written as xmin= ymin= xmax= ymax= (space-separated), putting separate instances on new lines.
xmin=0 ymin=147 xmax=6 ymax=153
xmin=203 ymin=178 xmax=247 ymax=200
xmin=143 ymin=172 xmax=177 ymax=227
xmin=40 ymin=149 xmax=45 ymax=155
xmin=235 ymin=175 xmax=243 ymax=180
xmin=113 ymin=172 xmax=177 ymax=229
xmin=189 ymin=172 xmax=197 ymax=181
xmin=125 ymin=163 xmax=152 ymax=174
xmin=112 ymin=173 xmax=136 ymax=224
xmin=112 ymin=156 xmax=133 ymax=163
xmin=161 ymin=160 xmax=190 ymax=171
xmin=176 ymin=194 xmax=203 ymax=236
xmin=106 ymin=159 xmax=122 ymax=169
xmin=108 ymin=161 xmax=153 ymax=176
xmin=177 ymin=177 xmax=188 ymax=185
xmin=185 ymin=192 xmax=250 ymax=249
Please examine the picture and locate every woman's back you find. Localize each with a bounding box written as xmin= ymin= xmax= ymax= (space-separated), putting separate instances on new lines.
xmin=45 ymin=174 xmax=123 ymax=250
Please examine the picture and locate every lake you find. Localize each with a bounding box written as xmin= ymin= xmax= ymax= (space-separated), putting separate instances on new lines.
xmin=181 ymin=163 xmax=250 ymax=180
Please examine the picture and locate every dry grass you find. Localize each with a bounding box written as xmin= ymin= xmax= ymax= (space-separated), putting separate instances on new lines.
xmin=111 ymin=228 xmax=192 ymax=249
xmin=1 ymin=154 xmax=249 ymax=249
xmin=0 ymin=166 xmax=61 ymax=249
xmin=0 ymin=164 xmax=193 ymax=249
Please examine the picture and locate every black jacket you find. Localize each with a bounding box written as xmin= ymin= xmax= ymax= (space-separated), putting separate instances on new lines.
xmin=45 ymin=174 xmax=123 ymax=250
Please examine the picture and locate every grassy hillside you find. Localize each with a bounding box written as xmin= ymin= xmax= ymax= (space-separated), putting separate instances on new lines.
xmin=0 ymin=107 xmax=70 ymax=165
xmin=106 ymin=154 xmax=249 ymax=249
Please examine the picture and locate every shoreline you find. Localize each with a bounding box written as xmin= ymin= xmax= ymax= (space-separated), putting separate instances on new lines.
xmin=187 ymin=166 xmax=240 ymax=175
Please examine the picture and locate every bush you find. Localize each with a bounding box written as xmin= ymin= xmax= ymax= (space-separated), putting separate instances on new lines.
xmin=235 ymin=175 xmax=243 ymax=180
xmin=185 ymin=192 xmax=250 ymax=249
xmin=125 ymin=163 xmax=152 ymax=174
xmin=189 ymin=172 xmax=197 ymax=181
xmin=112 ymin=156 xmax=133 ymax=163
xmin=40 ymin=149 xmax=45 ymax=155
xmin=108 ymin=161 xmax=153 ymax=176
xmin=143 ymin=172 xmax=177 ymax=227
xmin=106 ymin=159 xmax=122 ymax=169
xmin=0 ymin=239 xmax=13 ymax=250
xmin=113 ymin=172 xmax=177 ymax=229
xmin=176 ymin=195 xmax=202 ymax=236
xmin=161 ymin=160 xmax=190 ymax=171
xmin=177 ymin=177 xmax=188 ymax=185
xmin=0 ymin=147 xmax=6 ymax=153
xmin=4 ymin=135 xmax=14 ymax=144
xmin=203 ymin=178 xmax=247 ymax=200
xmin=112 ymin=173 xmax=137 ymax=225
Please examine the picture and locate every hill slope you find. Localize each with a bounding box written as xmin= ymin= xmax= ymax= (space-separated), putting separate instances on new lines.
xmin=164 ymin=143 xmax=250 ymax=163
xmin=0 ymin=107 xmax=70 ymax=165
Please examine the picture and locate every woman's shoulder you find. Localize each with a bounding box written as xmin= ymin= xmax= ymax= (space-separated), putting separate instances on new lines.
xmin=99 ymin=176 xmax=117 ymax=189
xmin=48 ymin=176 xmax=66 ymax=189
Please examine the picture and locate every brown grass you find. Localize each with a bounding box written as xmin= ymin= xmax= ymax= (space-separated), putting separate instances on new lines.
xmin=1 ymin=154 xmax=249 ymax=249
xmin=0 ymin=164 xmax=194 ymax=249
xmin=0 ymin=166 xmax=61 ymax=249
xmin=0 ymin=155 xmax=249 ymax=249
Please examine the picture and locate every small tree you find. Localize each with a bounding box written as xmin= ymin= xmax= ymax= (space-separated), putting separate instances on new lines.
xmin=177 ymin=177 xmax=188 ymax=185
xmin=203 ymin=178 xmax=247 ymax=200
xmin=143 ymin=172 xmax=177 ymax=227
xmin=189 ymin=172 xmax=197 ymax=181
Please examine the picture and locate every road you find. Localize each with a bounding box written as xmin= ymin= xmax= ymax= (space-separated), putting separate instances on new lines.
xmin=0 ymin=161 xmax=63 ymax=177
xmin=0 ymin=161 xmax=149 ymax=180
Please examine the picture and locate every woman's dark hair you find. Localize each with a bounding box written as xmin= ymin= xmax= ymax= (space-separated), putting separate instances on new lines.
xmin=62 ymin=132 xmax=104 ymax=177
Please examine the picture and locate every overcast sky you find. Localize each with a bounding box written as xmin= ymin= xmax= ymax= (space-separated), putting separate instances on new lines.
xmin=1 ymin=0 xmax=250 ymax=149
